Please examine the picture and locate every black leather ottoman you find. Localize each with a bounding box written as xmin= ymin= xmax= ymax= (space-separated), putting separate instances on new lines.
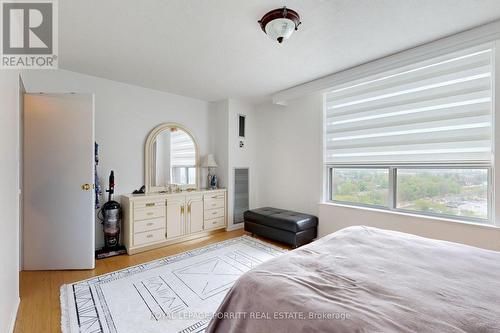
xmin=244 ymin=207 xmax=318 ymax=248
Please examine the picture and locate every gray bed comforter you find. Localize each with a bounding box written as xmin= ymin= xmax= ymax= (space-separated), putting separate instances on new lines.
xmin=206 ymin=226 xmax=500 ymax=333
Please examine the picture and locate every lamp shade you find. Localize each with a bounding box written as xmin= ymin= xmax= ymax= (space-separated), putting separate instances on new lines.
xmin=202 ymin=154 xmax=218 ymax=168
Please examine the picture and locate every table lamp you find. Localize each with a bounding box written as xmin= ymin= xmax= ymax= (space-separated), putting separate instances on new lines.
xmin=202 ymin=154 xmax=218 ymax=189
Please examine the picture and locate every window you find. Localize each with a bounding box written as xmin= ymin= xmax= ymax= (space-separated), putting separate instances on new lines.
xmin=171 ymin=166 xmax=196 ymax=184
xmin=331 ymin=168 xmax=389 ymax=207
xmin=170 ymin=129 xmax=196 ymax=185
xmin=325 ymin=44 xmax=493 ymax=224
xmin=328 ymin=166 xmax=490 ymax=222
xmin=396 ymin=168 xmax=489 ymax=220
xmin=188 ymin=167 xmax=196 ymax=183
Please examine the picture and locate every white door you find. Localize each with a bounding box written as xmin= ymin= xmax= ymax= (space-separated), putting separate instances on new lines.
xmin=187 ymin=195 xmax=204 ymax=233
xmin=24 ymin=93 xmax=95 ymax=270
xmin=166 ymin=196 xmax=184 ymax=239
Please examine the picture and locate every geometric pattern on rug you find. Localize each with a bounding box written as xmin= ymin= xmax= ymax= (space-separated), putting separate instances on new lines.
xmin=60 ymin=236 xmax=285 ymax=333
xmin=173 ymin=256 xmax=243 ymax=300
xmin=225 ymin=250 xmax=263 ymax=269
xmin=134 ymin=276 xmax=188 ymax=320
xmin=72 ymin=284 xmax=102 ymax=333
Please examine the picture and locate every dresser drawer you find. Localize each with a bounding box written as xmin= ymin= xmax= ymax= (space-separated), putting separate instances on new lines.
xmin=134 ymin=217 xmax=165 ymax=233
xmin=204 ymin=207 xmax=224 ymax=220
xmin=133 ymin=228 xmax=165 ymax=246
xmin=134 ymin=207 xmax=165 ymax=221
xmin=204 ymin=217 xmax=225 ymax=229
xmin=204 ymin=193 xmax=225 ymax=200
xmin=134 ymin=200 xmax=165 ymax=209
xmin=204 ymin=198 xmax=225 ymax=210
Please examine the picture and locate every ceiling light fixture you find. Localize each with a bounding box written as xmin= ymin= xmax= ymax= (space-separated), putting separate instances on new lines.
xmin=258 ymin=7 xmax=301 ymax=44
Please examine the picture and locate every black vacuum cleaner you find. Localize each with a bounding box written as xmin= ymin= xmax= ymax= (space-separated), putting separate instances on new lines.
xmin=95 ymin=171 xmax=127 ymax=259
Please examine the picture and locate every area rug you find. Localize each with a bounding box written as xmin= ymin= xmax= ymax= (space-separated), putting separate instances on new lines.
xmin=60 ymin=236 xmax=285 ymax=333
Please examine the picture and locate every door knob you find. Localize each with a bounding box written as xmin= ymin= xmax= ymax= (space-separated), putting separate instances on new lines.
xmin=81 ymin=183 xmax=92 ymax=191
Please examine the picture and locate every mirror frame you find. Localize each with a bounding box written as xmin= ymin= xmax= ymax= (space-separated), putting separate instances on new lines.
xmin=145 ymin=122 xmax=200 ymax=194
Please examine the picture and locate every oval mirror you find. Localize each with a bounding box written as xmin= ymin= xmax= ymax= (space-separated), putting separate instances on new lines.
xmin=145 ymin=123 xmax=199 ymax=193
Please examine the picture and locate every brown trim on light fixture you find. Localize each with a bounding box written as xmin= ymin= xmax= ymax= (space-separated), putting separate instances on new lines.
xmin=258 ymin=6 xmax=301 ymax=33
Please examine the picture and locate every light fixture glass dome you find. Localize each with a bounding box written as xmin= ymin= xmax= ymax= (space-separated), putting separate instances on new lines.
xmin=264 ymin=18 xmax=296 ymax=42
xmin=258 ymin=7 xmax=301 ymax=43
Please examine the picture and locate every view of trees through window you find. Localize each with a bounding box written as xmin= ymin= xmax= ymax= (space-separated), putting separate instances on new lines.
xmin=396 ymin=169 xmax=488 ymax=219
xmin=332 ymin=168 xmax=389 ymax=206
xmin=331 ymin=168 xmax=488 ymax=221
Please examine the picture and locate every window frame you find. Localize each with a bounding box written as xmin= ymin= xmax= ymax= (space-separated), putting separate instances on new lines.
xmin=327 ymin=163 xmax=493 ymax=224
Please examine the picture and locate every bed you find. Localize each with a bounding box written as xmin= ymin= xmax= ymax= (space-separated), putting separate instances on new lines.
xmin=206 ymin=226 xmax=500 ymax=333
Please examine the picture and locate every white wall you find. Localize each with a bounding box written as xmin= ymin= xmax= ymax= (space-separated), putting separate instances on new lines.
xmin=18 ymin=78 xmax=25 ymax=269
xmin=209 ymin=100 xmax=229 ymax=189
xmin=209 ymin=99 xmax=257 ymax=230
xmin=0 ymin=71 xmax=21 ymax=333
xmin=227 ymin=99 xmax=257 ymax=228
xmin=255 ymin=93 xmax=323 ymax=215
xmin=21 ymin=70 xmax=212 ymax=249
xmin=255 ymin=93 xmax=500 ymax=251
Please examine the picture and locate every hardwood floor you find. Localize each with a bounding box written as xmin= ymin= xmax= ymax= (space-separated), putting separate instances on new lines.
xmin=13 ymin=229 xmax=287 ymax=333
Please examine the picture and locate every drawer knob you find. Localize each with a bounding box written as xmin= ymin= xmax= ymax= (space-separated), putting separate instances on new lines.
xmin=146 ymin=234 xmax=153 ymax=238
xmin=147 ymin=212 xmax=154 ymax=216
xmin=212 ymin=211 xmax=217 ymax=215
xmin=145 ymin=203 xmax=155 ymax=207
xmin=146 ymin=223 xmax=153 ymax=226
xmin=212 ymin=221 xmax=218 ymax=224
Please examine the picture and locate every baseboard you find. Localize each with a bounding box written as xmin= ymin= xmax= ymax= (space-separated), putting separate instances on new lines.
xmin=226 ymin=223 xmax=244 ymax=232
xmin=8 ymin=296 xmax=20 ymax=333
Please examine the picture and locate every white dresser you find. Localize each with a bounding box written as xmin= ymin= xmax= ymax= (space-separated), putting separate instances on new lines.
xmin=122 ymin=189 xmax=227 ymax=254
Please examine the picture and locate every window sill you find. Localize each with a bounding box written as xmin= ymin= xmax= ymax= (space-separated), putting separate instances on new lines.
xmin=319 ymin=201 xmax=500 ymax=230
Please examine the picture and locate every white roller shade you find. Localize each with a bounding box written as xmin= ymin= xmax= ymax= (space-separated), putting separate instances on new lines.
xmin=325 ymin=45 xmax=493 ymax=165
xmin=170 ymin=130 xmax=196 ymax=167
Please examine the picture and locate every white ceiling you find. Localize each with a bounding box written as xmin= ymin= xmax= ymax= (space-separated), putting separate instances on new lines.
xmin=59 ymin=0 xmax=500 ymax=103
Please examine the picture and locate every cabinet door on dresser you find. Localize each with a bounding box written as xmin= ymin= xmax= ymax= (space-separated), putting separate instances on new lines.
xmin=166 ymin=196 xmax=184 ymax=239
xmin=187 ymin=194 xmax=204 ymax=233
